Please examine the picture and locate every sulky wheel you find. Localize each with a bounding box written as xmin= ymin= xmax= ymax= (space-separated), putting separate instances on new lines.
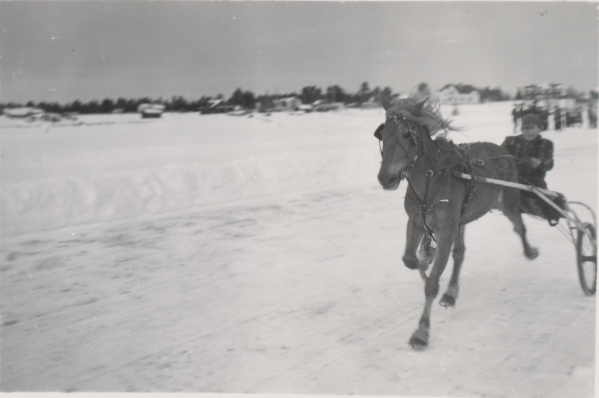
xmin=576 ymin=222 xmax=597 ymax=296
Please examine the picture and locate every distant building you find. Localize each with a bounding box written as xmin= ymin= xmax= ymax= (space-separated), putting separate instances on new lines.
xmin=437 ymin=84 xmax=480 ymax=105
xmin=517 ymin=83 xmax=565 ymax=100
xmin=200 ymin=99 xmax=235 ymax=115
xmin=39 ymin=113 xmax=63 ymax=122
xmin=273 ymin=97 xmax=302 ymax=112
xmin=138 ymin=103 xmax=165 ymax=118
xmin=2 ymin=107 xmax=45 ymax=118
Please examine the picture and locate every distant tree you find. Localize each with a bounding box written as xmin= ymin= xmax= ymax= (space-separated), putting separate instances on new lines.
xmin=228 ymin=88 xmax=256 ymax=109
xmin=300 ymin=86 xmax=322 ymax=104
xmin=240 ymin=91 xmax=255 ymax=109
xmin=196 ymin=96 xmax=211 ymax=110
xmin=189 ymin=96 xmax=210 ymax=111
xmin=170 ymin=95 xmax=189 ymax=112
xmin=69 ymin=100 xmax=82 ymax=113
xmin=114 ymin=97 xmax=128 ymax=112
xmin=381 ymin=86 xmax=394 ymax=102
xmin=124 ymin=99 xmax=139 ymax=113
xmin=255 ymin=94 xmax=274 ymax=111
xmin=326 ymin=85 xmax=346 ymax=103
xmin=371 ymin=87 xmax=381 ymax=102
xmin=85 ymin=100 xmax=100 ymax=114
xmin=479 ymin=86 xmax=510 ymax=102
xmin=38 ymin=101 xmax=62 ymax=113
xmin=229 ymin=89 xmax=245 ymax=107
xmin=356 ymin=82 xmax=371 ymax=103
xmin=101 ymin=98 xmax=114 ymax=113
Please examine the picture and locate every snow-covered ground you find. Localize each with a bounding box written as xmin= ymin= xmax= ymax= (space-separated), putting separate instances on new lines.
xmin=0 ymin=102 xmax=596 ymax=396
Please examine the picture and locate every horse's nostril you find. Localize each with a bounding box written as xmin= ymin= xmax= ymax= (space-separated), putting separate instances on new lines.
xmin=380 ymin=175 xmax=399 ymax=189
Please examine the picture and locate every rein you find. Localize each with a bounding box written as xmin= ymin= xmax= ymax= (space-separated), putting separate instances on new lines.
xmin=407 ymin=171 xmax=437 ymax=242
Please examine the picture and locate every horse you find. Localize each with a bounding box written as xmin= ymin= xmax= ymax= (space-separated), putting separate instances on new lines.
xmin=375 ymin=96 xmax=539 ymax=350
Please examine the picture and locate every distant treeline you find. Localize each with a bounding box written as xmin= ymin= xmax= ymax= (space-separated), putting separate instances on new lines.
xmin=0 ymin=82 xmax=511 ymax=115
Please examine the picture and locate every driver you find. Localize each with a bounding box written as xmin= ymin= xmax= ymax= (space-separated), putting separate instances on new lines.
xmin=501 ymin=113 xmax=565 ymax=226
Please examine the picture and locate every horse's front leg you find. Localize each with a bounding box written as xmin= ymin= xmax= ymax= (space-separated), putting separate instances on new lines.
xmin=440 ymin=225 xmax=465 ymax=308
xmin=417 ymin=233 xmax=436 ymax=272
xmin=409 ymin=226 xmax=456 ymax=350
xmin=402 ymin=219 xmax=425 ymax=270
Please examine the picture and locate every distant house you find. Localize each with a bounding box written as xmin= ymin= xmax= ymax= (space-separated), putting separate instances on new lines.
xmin=39 ymin=113 xmax=63 ymax=122
xmin=273 ymin=96 xmax=302 ymax=112
xmin=138 ymin=103 xmax=165 ymax=118
xmin=200 ymin=99 xmax=235 ymax=115
xmin=3 ymin=107 xmax=45 ymax=118
xmin=437 ymin=84 xmax=480 ymax=105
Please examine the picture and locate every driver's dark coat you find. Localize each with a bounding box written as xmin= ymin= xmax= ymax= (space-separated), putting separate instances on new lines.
xmin=500 ymin=134 xmax=554 ymax=187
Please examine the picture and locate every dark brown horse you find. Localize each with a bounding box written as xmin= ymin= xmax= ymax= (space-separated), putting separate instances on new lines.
xmin=375 ymin=96 xmax=538 ymax=350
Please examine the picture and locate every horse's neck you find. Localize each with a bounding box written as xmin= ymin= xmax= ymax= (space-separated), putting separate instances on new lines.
xmin=406 ymin=134 xmax=441 ymax=202
xmin=416 ymin=133 xmax=440 ymax=171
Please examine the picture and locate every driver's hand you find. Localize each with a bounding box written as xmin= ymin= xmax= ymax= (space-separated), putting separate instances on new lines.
xmin=529 ymin=158 xmax=542 ymax=168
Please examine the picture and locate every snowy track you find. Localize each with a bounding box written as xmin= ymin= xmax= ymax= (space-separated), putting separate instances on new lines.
xmin=1 ymin=105 xmax=596 ymax=395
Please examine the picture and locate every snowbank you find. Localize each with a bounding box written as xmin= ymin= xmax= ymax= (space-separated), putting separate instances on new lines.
xmin=2 ymin=102 xmax=596 ymax=236
xmin=1 ymin=110 xmax=383 ymax=236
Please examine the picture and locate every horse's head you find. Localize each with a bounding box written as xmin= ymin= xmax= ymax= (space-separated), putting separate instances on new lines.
xmin=376 ymin=96 xmax=429 ymax=190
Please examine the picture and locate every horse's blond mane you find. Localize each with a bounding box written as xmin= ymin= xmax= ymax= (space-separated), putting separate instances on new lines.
xmin=387 ymin=96 xmax=455 ymax=136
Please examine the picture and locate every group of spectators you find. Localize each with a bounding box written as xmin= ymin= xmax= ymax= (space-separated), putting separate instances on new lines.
xmin=511 ymin=101 xmax=597 ymax=132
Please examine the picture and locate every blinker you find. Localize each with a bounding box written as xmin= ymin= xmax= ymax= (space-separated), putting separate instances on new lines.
xmin=374 ymin=123 xmax=385 ymax=140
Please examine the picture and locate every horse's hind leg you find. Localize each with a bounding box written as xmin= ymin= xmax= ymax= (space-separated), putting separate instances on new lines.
xmin=440 ymin=225 xmax=465 ymax=308
xmin=502 ymin=188 xmax=539 ymax=260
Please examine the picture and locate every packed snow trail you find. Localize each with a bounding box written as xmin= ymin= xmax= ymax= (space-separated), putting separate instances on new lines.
xmin=1 ymin=182 xmax=594 ymax=395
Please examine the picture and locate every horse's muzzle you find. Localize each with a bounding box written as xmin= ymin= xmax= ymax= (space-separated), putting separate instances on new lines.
xmin=378 ymin=173 xmax=401 ymax=190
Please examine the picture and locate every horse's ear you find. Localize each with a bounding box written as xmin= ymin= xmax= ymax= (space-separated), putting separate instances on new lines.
xmin=382 ymin=95 xmax=391 ymax=111
xmin=412 ymin=97 xmax=429 ymax=116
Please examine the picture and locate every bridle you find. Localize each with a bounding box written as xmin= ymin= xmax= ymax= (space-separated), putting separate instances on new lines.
xmin=375 ymin=114 xmax=422 ymax=179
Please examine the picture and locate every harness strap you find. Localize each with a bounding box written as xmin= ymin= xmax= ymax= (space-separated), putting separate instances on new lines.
xmin=408 ymin=172 xmax=437 ymax=243
xmin=429 ymin=153 xmax=516 ymax=174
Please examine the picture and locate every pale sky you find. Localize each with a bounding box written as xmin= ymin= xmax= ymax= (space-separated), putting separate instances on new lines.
xmin=1 ymin=1 xmax=597 ymax=104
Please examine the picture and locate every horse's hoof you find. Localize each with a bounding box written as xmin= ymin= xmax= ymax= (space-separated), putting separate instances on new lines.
xmin=439 ymin=294 xmax=456 ymax=308
xmin=409 ymin=329 xmax=429 ymax=350
xmin=525 ymin=247 xmax=539 ymax=260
